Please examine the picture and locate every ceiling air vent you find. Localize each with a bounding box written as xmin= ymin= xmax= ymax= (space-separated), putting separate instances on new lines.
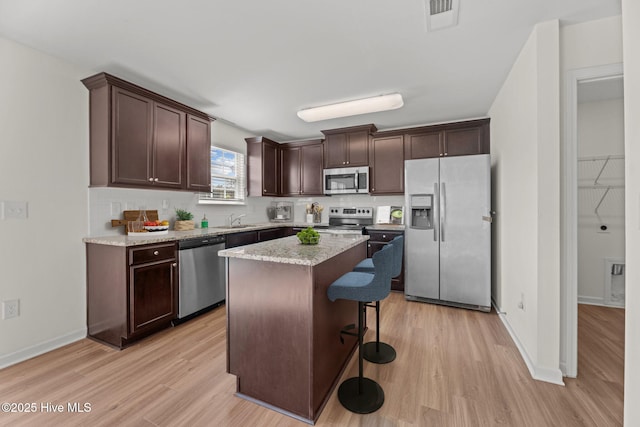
xmin=425 ymin=0 xmax=459 ymax=32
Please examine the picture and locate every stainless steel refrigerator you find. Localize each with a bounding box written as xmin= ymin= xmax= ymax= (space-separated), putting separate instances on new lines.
xmin=404 ymin=154 xmax=492 ymax=311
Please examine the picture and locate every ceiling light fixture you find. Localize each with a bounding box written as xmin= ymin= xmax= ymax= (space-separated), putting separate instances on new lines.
xmin=297 ymin=93 xmax=404 ymax=122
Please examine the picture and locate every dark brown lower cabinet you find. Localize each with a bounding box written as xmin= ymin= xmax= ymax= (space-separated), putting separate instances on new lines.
xmin=225 ymin=231 xmax=259 ymax=248
xmin=257 ymin=227 xmax=288 ymax=242
xmin=86 ymin=242 xmax=178 ymax=349
xmin=366 ymin=230 xmax=404 ymax=291
xmin=227 ymin=227 xmax=295 ymax=248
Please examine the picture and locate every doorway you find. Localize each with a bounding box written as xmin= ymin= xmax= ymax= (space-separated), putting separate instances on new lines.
xmin=562 ymin=63 xmax=624 ymax=379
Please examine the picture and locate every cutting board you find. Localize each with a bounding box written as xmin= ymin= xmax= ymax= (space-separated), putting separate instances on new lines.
xmin=111 ymin=210 xmax=159 ymax=229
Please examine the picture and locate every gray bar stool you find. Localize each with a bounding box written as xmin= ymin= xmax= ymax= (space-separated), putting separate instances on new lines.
xmin=352 ymin=235 xmax=403 ymax=364
xmin=327 ymin=243 xmax=395 ymax=414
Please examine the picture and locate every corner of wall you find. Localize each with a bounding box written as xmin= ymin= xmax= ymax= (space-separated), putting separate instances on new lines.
xmin=496 ymin=311 xmax=565 ymax=386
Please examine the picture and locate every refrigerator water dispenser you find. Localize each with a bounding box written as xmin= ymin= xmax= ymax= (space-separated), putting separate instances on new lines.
xmin=410 ymin=194 xmax=433 ymax=229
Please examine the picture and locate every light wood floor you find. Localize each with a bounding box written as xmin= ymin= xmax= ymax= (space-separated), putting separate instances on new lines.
xmin=0 ymin=294 xmax=624 ymax=427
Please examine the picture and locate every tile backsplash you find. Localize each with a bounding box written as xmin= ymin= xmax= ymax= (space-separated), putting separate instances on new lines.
xmin=88 ymin=187 xmax=404 ymax=236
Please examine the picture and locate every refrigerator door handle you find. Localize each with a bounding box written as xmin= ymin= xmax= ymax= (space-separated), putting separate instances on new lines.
xmin=434 ymin=182 xmax=439 ymax=242
xmin=354 ymin=172 xmax=358 ymax=192
xmin=441 ymin=182 xmax=446 ymax=242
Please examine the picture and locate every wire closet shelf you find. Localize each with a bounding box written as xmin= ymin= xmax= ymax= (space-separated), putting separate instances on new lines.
xmin=577 ymin=155 xmax=624 ymax=229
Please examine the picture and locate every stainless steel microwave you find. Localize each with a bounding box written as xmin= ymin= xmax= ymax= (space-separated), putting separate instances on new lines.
xmin=323 ymin=167 xmax=369 ymax=195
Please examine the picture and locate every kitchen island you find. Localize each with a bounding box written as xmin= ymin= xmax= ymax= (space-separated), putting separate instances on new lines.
xmin=219 ymin=234 xmax=369 ymax=424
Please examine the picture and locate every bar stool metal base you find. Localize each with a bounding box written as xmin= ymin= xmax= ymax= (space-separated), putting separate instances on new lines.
xmin=363 ymin=341 xmax=396 ymax=364
xmin=337 ymin=377 xmax=385 ymax=414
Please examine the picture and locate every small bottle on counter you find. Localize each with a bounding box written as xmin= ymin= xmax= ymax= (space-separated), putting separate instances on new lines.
xmin=201 ymin=214 xmax=208 ymax=229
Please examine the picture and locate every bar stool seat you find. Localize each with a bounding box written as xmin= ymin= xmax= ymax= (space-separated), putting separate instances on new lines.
xmin=352 ymin=235 xmax=403 ymax=364
xmin=327 ymin=243 xmax=394 ymax=414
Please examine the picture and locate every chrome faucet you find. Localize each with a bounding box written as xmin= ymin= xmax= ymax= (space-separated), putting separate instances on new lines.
xmin=228 ymin=213 xmax=246 ymax=226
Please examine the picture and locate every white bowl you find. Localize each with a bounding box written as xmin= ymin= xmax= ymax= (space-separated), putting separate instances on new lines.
xmin=144 ymin=225 xmax=169 ymax=232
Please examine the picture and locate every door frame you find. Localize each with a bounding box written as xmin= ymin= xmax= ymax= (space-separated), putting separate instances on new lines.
xmin=561 ymin=62 xmax=623 ymax=377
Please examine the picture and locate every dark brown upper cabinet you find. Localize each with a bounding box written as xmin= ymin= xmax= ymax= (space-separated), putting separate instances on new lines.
xmin=151 ymin=101 xmax=185 ymax=189
xmin=404 ymin=130 xmax=442 ymax=159
xmin=246 ymin=119 xmax=488 ymax=197
xmin=404 ymin=118 xmax=490 ymax=160
xmin=186 ymin=115 xmax=212 ymax=192
xmin=82 ymin=72 xmax=214 ymax=192
xmin=369 ymin=135 xmax=404 ymax=195
xmin=322 ymin=124 xmax=376 ymax=168
xmin=246 ymin=136 xmax=280 ymax=197
xmin=280 ymin=140 xmax=324 ymax=196
xmin=280 ymin=145 xmax=301 ymax=196
xmin=300 ymin=142 xmax=324 ymax=195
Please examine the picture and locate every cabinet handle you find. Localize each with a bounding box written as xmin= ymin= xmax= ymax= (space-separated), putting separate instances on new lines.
xmin=153 ymin=250 xmax=159 ymax=255
xmin=383 ymin=234 xmax=386 ymax=239
xmin=154 ymin=178 xmax=159 ymax=182
xmin=264 ymin=189 xmax=267 ymax=192
xmin=346 ymin=161 xmax=350 ymax=164
xmin=148 ymin=177 xmax=154 ymax=182
xmin=172 ymin=262 xmax=177 ymax=267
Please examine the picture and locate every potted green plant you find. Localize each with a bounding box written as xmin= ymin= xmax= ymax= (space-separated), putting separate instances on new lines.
xmin=174 ymin=208 xmax=195 ymax=231
xmin=296 ymin=227 xmax=320 ymax=245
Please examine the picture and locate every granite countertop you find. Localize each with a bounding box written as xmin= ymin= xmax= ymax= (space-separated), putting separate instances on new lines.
xmin=83 ymin=222 xmax=297 ymax=247
xmin=83 ymin=221 xmax=402 ymax=247
xmin=218 ymin=234 xmax=369 ymax=266
xmin=366 ymin=224 xmax=406 ymax=231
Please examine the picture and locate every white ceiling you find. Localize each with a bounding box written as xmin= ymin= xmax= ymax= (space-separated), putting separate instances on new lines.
xmin=0 ymin=0 xmax=622 ymax=141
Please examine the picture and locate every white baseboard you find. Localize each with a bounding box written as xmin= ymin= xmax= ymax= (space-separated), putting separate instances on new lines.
xmin=578 ymin=295 xmax=604 ymax=305
xmin=578 ymin=296 xmax=625 ymax=309
xmin=0 ymin=328 xmax=87 ymax=370
xmin=494 ymin=307 xmax=565 ymax=386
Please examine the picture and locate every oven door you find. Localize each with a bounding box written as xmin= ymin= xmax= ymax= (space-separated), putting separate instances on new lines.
xmin=323 ymin=167 xmax=369 ymax=194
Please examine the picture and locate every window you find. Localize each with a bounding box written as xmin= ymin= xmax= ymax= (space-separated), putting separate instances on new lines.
xmin=199 ymin=146 xmax=246 ymax=204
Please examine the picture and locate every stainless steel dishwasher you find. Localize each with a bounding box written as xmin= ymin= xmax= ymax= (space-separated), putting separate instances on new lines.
xmin=177 ymin=235 xmax=226 ymax=322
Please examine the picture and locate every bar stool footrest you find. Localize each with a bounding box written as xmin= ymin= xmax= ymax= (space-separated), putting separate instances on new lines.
xmin=363 ymin=341 xmax=396 ymax=364
xmin=337 ymin=377 xmax=385 ymax=414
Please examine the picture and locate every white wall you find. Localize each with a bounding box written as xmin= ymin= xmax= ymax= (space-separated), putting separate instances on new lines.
xmin=577 ymin=98 xmax=625 ymax=304
xmin=561 ymin=16 xmax=623 ymax=73
xmin=0 ymin=37 xmax=89 ymax=368
xmin=559 ymin=15 xmax=624 ymax=377
xmin=489 ymin=20 xmax=562 ymax=384
xmin=622 ymin=0 xmax=640 ymax=423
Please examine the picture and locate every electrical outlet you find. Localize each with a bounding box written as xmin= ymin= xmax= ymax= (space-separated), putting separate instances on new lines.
xmin=2 ymin=299 xmax=20 ymax=319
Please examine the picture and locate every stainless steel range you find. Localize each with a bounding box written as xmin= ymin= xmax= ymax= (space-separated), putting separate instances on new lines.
xmin=324 ymin=207 xmax=374 ymax=234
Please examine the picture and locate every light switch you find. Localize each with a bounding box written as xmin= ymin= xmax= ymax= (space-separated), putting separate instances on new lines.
xmin=1 ymin=201 xmax=28 ymax=220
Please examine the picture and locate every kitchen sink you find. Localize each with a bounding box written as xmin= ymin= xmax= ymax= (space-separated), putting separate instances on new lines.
xmin=212 ymin=224 xmax=255 ymax=229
